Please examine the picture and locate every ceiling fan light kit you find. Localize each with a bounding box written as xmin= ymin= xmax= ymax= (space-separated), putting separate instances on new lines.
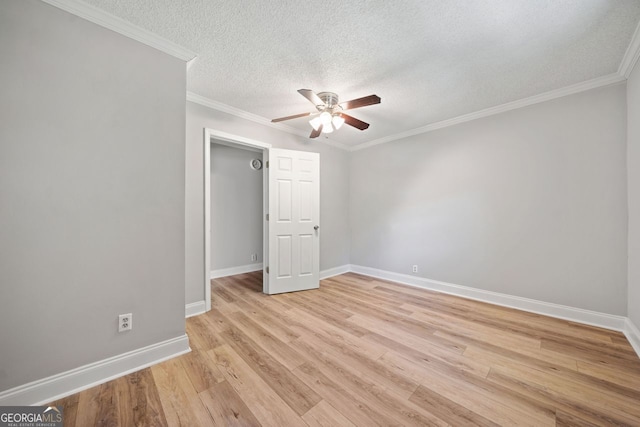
xmin=319 ymin=110 xmax=332 ymax=125
xmin=272 ymin=89 xmax=381 ymax=138
xmin=332 ymin=114 xmax=345 ymax=129
xmin=309 ymin=116 xmax=322 ymax=131
xmin=310 ymin=102 xmax=344 ymax=134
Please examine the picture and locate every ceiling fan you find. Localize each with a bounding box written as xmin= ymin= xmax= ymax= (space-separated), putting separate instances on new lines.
xmin=271 ymin=89 xmax=381 ymax=138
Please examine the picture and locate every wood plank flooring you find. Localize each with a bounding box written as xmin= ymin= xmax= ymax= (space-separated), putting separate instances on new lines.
xmin=50 ymin=272 xmax=640 ymax=426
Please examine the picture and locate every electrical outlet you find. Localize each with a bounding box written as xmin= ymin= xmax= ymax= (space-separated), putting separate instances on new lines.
xmin=118 ymin=313 xmax=132 ymax=332
xmin=412 ymin=265 xmax=418 ymax=273
xmin=251 ymin=253 xmax=257 ymax=262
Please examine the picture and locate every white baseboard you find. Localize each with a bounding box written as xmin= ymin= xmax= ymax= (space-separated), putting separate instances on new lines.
xmin=320 ymin=264 xmax=352 ymax=280
xmin=350 ymin=265 xmax=627 ymax=332
xmin=624 ymin=318 xmax=640 ymax=357
xmin=185 ymin=300 xmax=206 ymax=318
xmin=211 ymin=263 xmax=263 ymax=279
xmin=212 ymin=263 xmax=350 ymax=281
xmin=210 ymin=263 xmax=350 ymax=284
xmin=0 ymin=335 xmax=190 ymax=406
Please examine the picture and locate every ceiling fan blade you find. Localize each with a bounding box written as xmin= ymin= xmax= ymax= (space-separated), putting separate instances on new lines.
xmin=339 ymin=94 xmax=381 ymax=111
xmin=341 ymin=113 xmax=370 ymax=130
xmin=298 ymin=89 xmax=325 ymax=107
xmin=271 ymin=112 xmax=311 ymax=123
xmin=310 ymin=124 xmax=322 ymax=138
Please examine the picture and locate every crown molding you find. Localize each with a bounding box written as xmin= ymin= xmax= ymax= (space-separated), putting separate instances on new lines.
xmin=40 ymin=0 xmax=197 ymax=62
xmin=350 ymin=73 xmax=625 ymax=152
xmin=186 ymin=92 xmax=351 ymax=151
xmin=40 ymin=0 xmax=639 ymax=152
xmin=619 ymin=19 xmax=640 ymax=78
xmin=189 ymin=72 xmax=625 ymax=154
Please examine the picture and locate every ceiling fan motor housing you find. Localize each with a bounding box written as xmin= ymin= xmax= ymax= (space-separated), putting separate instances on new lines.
xmin=317 ymin=92 xmax=340 ymax=110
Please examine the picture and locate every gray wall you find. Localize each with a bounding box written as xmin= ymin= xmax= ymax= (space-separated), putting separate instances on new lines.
xmin=0 ymin=1 xmax=186 ymax=392
xmin=186 ymin=102 xmax=351 ymax=305
xmin=350 ymin=84 xmax=628 ymax=315
xmin=629 ymin=63 xmax=640 ymax=326
xmin=210 ymin=143 xmax=263 ymax=270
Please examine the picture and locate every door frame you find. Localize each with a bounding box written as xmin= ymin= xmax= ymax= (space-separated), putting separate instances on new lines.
xmin=203 ymin=128 xmax=271 ymax=311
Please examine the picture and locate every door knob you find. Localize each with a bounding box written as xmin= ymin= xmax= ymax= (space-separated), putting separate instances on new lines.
xmin=314 ymin=225 xmax=319 ymax=231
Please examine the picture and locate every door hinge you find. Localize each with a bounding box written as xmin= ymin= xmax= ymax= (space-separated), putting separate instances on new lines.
xmin=266 ymin=213 xmax=269 ymax=221
xmin=266 ymin=161 xmax=269 ymax=168
xmin=266 ymin=266 xmax=269 ymax=274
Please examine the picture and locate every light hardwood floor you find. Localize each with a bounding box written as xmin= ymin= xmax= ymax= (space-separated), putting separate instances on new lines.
xmin=50 ymin=272 xmax=640 ymax=426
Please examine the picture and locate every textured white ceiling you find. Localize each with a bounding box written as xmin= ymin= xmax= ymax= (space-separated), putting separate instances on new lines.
xmin=82 ymin=0 xmax=640 ymax=147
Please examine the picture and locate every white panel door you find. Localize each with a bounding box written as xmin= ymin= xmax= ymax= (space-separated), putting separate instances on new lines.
xmin=267 ymin=148 xmax=319 ymax=294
